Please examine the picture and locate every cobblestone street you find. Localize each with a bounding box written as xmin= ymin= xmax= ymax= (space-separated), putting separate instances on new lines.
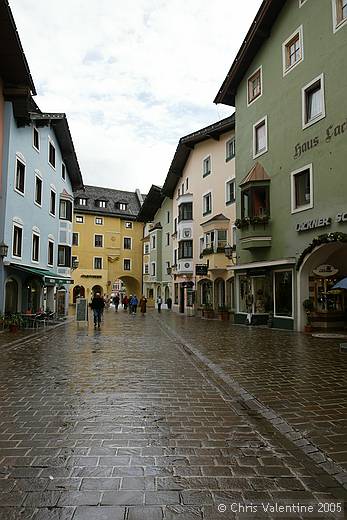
xmin=0 ymin=310 xmax=346 ymax=519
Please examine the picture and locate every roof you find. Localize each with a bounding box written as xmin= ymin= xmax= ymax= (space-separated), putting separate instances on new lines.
xmin=201 ymin=213 xmax=230 ymax=227
xmin=240 ymin=162 xmax=271 ymax=186
xmin=214 ymin=0 xmax=286 ymax=106
xmin=162 ymin=114 xmax=235 ymax=197
xmin=137 ymin=184 xmax=164 ymax=222
xmin=74 ymin=185 xmax=143 ymax=220
xmin=0 ymin=0 xmax=36 ymax=94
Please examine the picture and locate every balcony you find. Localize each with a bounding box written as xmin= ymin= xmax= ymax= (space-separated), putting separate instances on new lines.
xmin=235 ymin=216 xmax=272 ymax=249
xmin=199 ymin=244 xmax=230 ymax=271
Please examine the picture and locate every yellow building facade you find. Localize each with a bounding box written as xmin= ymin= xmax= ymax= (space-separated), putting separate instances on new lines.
xmin=69 ymin=186 xmax=144 ymax=304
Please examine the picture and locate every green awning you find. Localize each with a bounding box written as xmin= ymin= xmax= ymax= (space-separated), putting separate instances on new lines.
xmin=9 ymin=263 xmax=73 ymax=285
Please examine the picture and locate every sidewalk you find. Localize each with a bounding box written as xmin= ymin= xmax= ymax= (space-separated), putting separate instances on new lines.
xmin=158 ymin=311 xmax=347 ymax=481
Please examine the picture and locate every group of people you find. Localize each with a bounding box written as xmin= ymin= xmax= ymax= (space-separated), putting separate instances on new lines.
xmin=90 ymin=292 xmax=173 ymax=328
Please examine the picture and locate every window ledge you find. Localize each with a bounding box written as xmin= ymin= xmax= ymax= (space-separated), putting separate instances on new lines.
xmin=226 ymin=199 xmax=235 ymax=206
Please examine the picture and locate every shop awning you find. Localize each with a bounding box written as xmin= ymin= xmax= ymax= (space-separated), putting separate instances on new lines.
xmin=9 ymin=263 xmax=73 ymax=285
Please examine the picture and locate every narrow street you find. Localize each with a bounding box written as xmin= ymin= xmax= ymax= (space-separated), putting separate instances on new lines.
xmin=0 ymin=310 xmax=346 ymax=519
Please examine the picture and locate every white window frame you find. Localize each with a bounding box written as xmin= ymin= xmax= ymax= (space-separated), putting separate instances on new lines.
xmin=34 ymin=171 xmax=43 ymax=208
xmin=33 ymin=127 xmax=40 ymax=152
xmin=48 ymin=138 xmax=56 ymax=169
xmin=12 ymin=222 xmax=23 ymax=259
xmin=49 ymin=186 xmax=57 ymax=218
xmin=202 ymin=155 xmax=212 ymax=177
xmin=151 ymin=234 xmax=156 ymax=250
xmin=202 ymin=191 xmax=212 ymax=216
xmin=253 ymin=115 xmax=268 ymax=159
xmin=31 ymin=231 xmax=40 ymax=263
xmin=144 ymin=262 xmax=149 ymax=275
xmin=123 ymin=236 xmax=132 ymax=250
xmin=123 ymin=258 xmax=131 ymax=271
xmin=75 ymin=215 xmax=84 ymax=224
xmin=166 ymin=232 xmax=170 ymax=246
xmin=78 ymin=197 xmax=87 ymax=206
xmin=225 ymin=178 xmax=236 ymax=205
xmin=225 ymin=137 xmax=236 ymax=161
xmin=332 ymin=0 xmax=347 ymax=32
xmin=273 ymin=269 xmax=294 ymax=319
xmin=301 ymin=73 xmax=326 ymax=130
xmin=144 ymin=242 xmax=150 ymax=255
xmin=97 ymin=200 xmax=107 ymax=208
xmin=47 ymin=239 xmax=54 ymax=267
xmin=61 ymin=163 xmax=66 ymax=181
xmin=118 ymin=202 xmax=127 ymax=210
xmin=14 ymin=155 xmax=26 ymax=196
xmin=125 ymin=221 xmax=133 ymax=229
xmin=299 ymin=0 xmax=308 ymax=7
xmin=282 ymin=25 xmax=304 ymax=76
xmin=151 ymin=261 xmax=156 ymax=276
xmin=95 ymin=217 xmax=103 ymax=225
xmin=247 ymin=66 xmax=263 ymax=106
xmin=72 ymin=232 xmax=79 ymax=247
xmin=94 ymin=234 xmax=104 ymax=248
xmin=290 ymin=163 xmax=313 ymax=214
xmin=93 ymin=256 xmax=103 ymax=270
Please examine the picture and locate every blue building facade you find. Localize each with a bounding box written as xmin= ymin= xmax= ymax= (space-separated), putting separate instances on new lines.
xmin=0 ymin=99 xmax=83 ymax=315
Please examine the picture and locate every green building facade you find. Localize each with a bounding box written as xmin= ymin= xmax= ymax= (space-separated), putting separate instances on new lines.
xmin=216 ymin=0 xmax=347 ymax=330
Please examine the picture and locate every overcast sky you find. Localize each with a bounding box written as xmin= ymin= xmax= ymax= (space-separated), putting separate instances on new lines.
xmin=10 ymin=0 xmax=262 ymax=193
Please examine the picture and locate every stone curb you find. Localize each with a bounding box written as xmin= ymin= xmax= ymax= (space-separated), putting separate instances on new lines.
xmin=156 ymin=316 xmax=347 ymax=492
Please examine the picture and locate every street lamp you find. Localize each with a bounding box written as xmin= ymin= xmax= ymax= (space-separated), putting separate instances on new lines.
xmin=224 ymin=244 xmax=236 ymax=264
xmin=0 ymin=241 xmax=9 ymax=258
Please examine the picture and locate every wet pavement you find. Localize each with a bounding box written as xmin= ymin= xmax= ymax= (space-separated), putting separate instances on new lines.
xmin=0 ymin=309 xmax=346 ymax=519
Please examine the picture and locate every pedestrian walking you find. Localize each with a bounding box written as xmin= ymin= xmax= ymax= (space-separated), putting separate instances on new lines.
xmin=157 ymin=296 xmax=162 ymax=313
xmin=113 ymin=293 xmax=120 ymax=312
xmin=123 ymin=295 xmax=129 ymax=311
xmin=128 ymin=295 xmax=133 ymax=314
xmin=140 ymin=295 xmax=147 ymax=316
xmin=130 ymin=295 xmax=138 ymax=314
xmin=91 ymin=292 xmax=105 ymax=328
xmin=166 ymin=297 xmax=172 ymax=310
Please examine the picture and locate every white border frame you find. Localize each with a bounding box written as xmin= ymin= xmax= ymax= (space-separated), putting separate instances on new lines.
xmin=273 ymin=268 xmax=294 ymax=319
xmin=252 ymin=115 xmax=268 ymax=159
xmin=202 ymin=190 xmax=213 ymax=216
xmin=202 ymin=154 xmax=212 ymax=178
xmin=34 ymin=171 xmax=43 ymax=208
xmin=151 ymin=261 xmax=156 ymax=276
xmin=75 ymin=214 xmax=84 ymax=224
xmin=225 ymin=137 xmax=236 ymax=161
xmin=151 ymin=233 xmax=156 ymax=250
xmin=301 ymin=73 xmax=326 ymax=130
xmin=282 ymin=25 xmax=304 ymax=76
xmin=49 ymin=186 xmax=57 ymax=217
xmin=14 ymin=155 xmax=26 ymax=197
xmin=95 ymin=216 xmax=103 ymax=225
xmin=72 ymin=232 xmax=79 ymax=247
xmin=225 ymin=177 xmax=236 ymax=205
xmin=124 ymin=258 xmax=132 ymax=272
xmin=94 ymin=233 xmax=104 ymax=248
xmin=247 ymin=65 xmax=263 ymax=107
xmin=33 ymin=127 xmax=40 ymax=152
xmin=47 ymin=239 xmax=55 ymax=267
xmin=290 ymin=163 xmax=313 ymax=214
xmin=125 ymin=221 xmax=133 ymax=229
xmin=123 ymin=236 xmax=132 ymax=250
xmin=61 ymin=163 xmax=66 ymax=181
xmin=332 ymin=0 xmax=347 ymax=32
xmin=93 ymin=256 xmax=103 ymax=270
xmin=12 ymin=221 xmax=23 ymax=259
xmin=31 ymin=230 xmax=40 ymax=264
xmin=48 ymin=137 xmax=56 ymax=170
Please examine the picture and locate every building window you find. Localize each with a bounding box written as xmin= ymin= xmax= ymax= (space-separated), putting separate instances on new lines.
xmin=178 ymin=240 xmax=193 ymax=259
xmin=178 ymin=202 xmax=193 ymax=222
xmin=283 ymin=26 xmax=303 ymax=75
xmin=62 ymin=163 xmax=66 ymax=180
xmin=247 ymin=67 xmax=262 ymax=105
xmin=75 ymin=215 xmax=84 ymax=223
xmin=291 ymin=164 xmax=313 ymax=213
xmin=144 ymin=263 xmax=149 ymax=275
xmin=94 ymin=234 xmax=103 ymax=247
xmin=241 ymin=185 xmax=270 ymax=218
xmin=302 ymin=74 xmax=325 ymax=129
xmin=274 ymin=270 xmax=293 ymax=318
xmin=95 ymin=217 xmax=103 ymax=225
xmin=78 ymin=198 xmax=87 ymax=206
xmin=94 ymin=257 xmax=103 ymax=269
xmin=48 ymin=240 xmax=54 ymax=266
xmin=186 ymin=178 xmax=188 ymax=190
xmin=167 ymin=211 xmax=170 ymax=224
xmin=166 ymin=233 xmax=170 ymax=246
xmin=151 ymin=234 xmax=156 ymax=249
xmin=96 ymin=200 xmax=107 ymax=208
xmin=32 ymin=233 xmax=40 ymax=262
xmin=50 ymin=190 xmax=56 ymax=216
xmin=253 ymin=116 xmax=268 ymax=158
xmin=226 ymin=138 xmax=235 ymax=161
xmin=151 ymin=262 xmax=156 ymax=276
xmin=174 ymin=249 xmax=177 ymax=266
xmin=299 ymin=0 xmax=308 ymax=6
xmin=203 ymin=156 xmax=211 ymax=177
xmin=144 ymin=243 xmax=150 ymax=255
xmin=59 ymin=199 xmax=72 ymax=221
xmin=333 ymin=0 xmax=347 ymax=30
xmin=34 ymin=176 xmax=43 ymax=206
xmin=174 ymin=218 xmax=177 ymax=234
xmin=226 ymin=180 xmax=235 ymax=205
xmin=181 ymin=183 xmax=184 ymax=195
xmin=124 ymin=259 xmax=131 ymax=271
xmin=178 ymin=188 xmax=181 ymax=197
xmin=48 ymin=141 xmax=56 ymax=168
xmin=33 ymin=127 xmax=40 ymax=151
xmin=72 ymin=233 xmax=79 ymax=246
xmin=203 ymin=192 xmax=212 ymax=216
xmin=15 ymin=158 xmax=25 ymax=194
xmin=124 ymin=237 xmax=132 ymax=249
xmin=13 ymin=225 xmax=23 ymax=258
xmin=125 ymin=221 xmax=133 ymax=228
xmin=58 ymin=245 xmax=71 ymax=267
xmin=116 ymin=202 xmax=127 ymax=210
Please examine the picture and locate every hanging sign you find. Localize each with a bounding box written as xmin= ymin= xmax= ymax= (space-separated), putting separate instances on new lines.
xmin=312 ymin=264 xmax=339 ymax=278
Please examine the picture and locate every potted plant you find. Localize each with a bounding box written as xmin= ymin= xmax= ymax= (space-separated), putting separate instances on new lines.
xmin=217 ymin=305 xmax=230 ymax=321
xmin=303 ymin=299 xmax=314 ymax=332
xmin=5 ymin=314 xmax=23 ymax=333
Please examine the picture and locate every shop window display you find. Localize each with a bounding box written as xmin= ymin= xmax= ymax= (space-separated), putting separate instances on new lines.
xmin=274 ymin=271 xmax=293 ymax=317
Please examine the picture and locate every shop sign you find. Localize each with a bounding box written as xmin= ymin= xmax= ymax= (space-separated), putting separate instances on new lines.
xmin=296 ymin=211 xmax=347 ymax=232
xmin=293 ymin=117 xmax=347 ymax=159
xmin=81 ymin=274 xmax=102 ymax=278
xmin=196 ymin=264 xmax=208 ymax=276
xmin=312 ymin=264 xmax=339 ymax=277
